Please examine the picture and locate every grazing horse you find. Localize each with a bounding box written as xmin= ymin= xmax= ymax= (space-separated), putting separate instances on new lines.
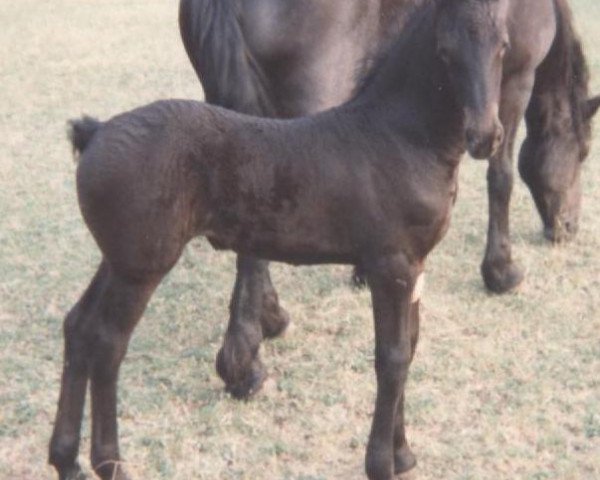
xmin=178 ymin=0 xmax=599 ymax=398
xmin=48 ymin=2 xmax=592 ymax=480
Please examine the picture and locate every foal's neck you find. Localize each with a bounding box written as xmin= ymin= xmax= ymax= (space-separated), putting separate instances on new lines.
xmin=349 ymin=1 xmax=465 ymax=162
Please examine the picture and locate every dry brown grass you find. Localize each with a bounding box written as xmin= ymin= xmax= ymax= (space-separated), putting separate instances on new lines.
xmin=0 ymin=1 xmax=599 ymax=479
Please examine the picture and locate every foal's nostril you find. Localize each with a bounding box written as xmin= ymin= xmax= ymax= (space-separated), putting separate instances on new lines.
xmin=495 ymin=126 xmax=504 ymax=146
xmin=466 ymin=129 xmax=476 ymax=146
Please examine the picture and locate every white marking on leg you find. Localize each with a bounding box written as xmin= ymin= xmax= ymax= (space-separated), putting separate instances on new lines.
xmin=411 ymin=273 xmax=425 ymax=303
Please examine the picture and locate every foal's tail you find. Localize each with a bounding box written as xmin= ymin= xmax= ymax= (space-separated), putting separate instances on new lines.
xmin=67 ymin=116 xmax=102 ymax=161
xmin=178 ymin=0 xmax=275 ymax=116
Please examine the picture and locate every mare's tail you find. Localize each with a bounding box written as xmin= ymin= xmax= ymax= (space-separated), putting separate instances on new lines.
xmin=178 ymin=0 xmax=275 ymax=115
xmin=68 ymin=116 xmax=102 ymax=161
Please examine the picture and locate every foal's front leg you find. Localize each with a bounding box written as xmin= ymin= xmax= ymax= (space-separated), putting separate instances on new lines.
xmin=216 ymin=255 xmax=289 ymax=399
xmin=365 ymin=255 xmax=420 ymax=480
xmin=481 ymin=71 xmax=535 ymax=293
xmin=393 ymin=300 xmax=421 ymax=475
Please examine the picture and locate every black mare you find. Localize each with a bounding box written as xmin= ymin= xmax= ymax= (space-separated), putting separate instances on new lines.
xmin=179 ymin=0 xmax=599 ymax=398
xmin=50 ymin=2 xmax=528 ymax=479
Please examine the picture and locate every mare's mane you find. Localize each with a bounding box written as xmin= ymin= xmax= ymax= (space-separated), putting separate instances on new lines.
xmin=553 ymin=0 xmax=593 ymax=152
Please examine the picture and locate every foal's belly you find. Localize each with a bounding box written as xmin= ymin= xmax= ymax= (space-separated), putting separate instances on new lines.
xmin=204 ymin=210 xmax=360 ymax=265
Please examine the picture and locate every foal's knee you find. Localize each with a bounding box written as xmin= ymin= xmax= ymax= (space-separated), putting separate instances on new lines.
xmin=375 ymin=346 xmax=411 ymax=388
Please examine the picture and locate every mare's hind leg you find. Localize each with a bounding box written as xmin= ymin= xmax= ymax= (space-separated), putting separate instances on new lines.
xmin=393 ymin=301 xmax=420 ymax=475
xmin=217 ymin=255 xmax=288 ymax=399
xmin=481 ymin=71 xmax=536 ymax=293
xmin=256 ymin=258 xmax=290 ymax=339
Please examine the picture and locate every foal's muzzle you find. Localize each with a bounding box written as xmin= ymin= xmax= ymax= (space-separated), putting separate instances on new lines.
xmin=466 ymin=122 xmax=504 ymax=160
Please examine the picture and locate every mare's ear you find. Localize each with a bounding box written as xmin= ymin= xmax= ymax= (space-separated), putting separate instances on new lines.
xmin=584 ymin=95 xmax=600 ymax=120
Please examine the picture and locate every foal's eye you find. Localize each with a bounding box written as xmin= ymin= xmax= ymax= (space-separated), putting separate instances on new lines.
xmin=437 ymin=47 xmax=451 ymax=64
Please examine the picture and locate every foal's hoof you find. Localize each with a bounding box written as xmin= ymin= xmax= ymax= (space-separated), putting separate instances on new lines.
xmin=394 ymin=444 xmax=417 ymax=475
xmin=481 ymin=260 xmax=525 ymax=294
xmin=261 ymin=305 xmax=291 ymax=339
xmin=216 ymin=349 xmax=268 ymax=400
xmin=59 ymin=464 xmax=88 ymax=480
xmin=94 ymin=462 xmax=131 ymax=480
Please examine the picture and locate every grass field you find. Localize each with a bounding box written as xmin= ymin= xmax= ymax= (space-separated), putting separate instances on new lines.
xmin=1 ymin=1 xmax=599 ymax=479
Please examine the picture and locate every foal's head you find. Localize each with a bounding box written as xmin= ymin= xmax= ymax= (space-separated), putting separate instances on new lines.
xmin=435 ymin=0 xmax=508 ymax=159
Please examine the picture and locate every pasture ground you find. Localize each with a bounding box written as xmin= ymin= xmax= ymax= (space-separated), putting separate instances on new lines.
xmin=1 ymin=1 xmax=599 ymax=479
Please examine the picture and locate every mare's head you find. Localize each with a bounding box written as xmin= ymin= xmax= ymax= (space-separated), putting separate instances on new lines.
xmin=435 ymin=0 xmax=508 ymax=159
xmin=519 ymin=95 xmax=600 ymax=242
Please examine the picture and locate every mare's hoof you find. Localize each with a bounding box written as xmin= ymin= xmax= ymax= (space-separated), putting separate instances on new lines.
xmin=226 ymin=364 xmax=268 ymax=399
xmin=216 ymin=349 xmax=268 ymax=400
xmin=261 ymin=305 xmax=290 ymax=339
xmin=394 ymin=444 xmax=417 ymax=475
xmin=481 ymin=260 xmax=525 ymax=294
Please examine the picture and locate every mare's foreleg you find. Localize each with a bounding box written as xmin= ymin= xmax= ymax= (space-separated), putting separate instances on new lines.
xmin=481 ymin=71 xmax=535 ymax=293
xmin=217 ymin=255 xmax=289 ymax=399
xmin=364 ymin=255 xmax=420 ymax=480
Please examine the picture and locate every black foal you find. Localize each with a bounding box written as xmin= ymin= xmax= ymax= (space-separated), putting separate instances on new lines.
xmin=50 ymin=1 xmax=541 ymax=479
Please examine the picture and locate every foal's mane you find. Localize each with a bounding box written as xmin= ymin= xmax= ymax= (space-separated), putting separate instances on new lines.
xmin=351 ymin=0 xmax=437 ymax=100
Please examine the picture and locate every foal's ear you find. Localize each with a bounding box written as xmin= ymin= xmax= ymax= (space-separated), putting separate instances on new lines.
xmin=584 ymin=95 xmax=600 ymax=120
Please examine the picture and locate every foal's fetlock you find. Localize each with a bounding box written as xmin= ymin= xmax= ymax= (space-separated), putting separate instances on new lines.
xmin=481 ymin=258 xmax=524 ymax=293
xmin=365 ymin=443 xmax=395 ymax=480
xmin=394 ymin=443 xmax=417 ymax=475
xmin=216 ymin=347 xmax=267 ymax=399
xmin=49 ymin=436 xmax=83 ymax=480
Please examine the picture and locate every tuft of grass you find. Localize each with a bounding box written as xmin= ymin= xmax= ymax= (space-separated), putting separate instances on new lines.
xmin=0 ymin=1 xmax=599 ymax=479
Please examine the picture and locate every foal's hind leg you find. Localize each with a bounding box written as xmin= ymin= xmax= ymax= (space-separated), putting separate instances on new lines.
xmin=217 ymin=255 xmax=288 ymax=399
xmin=87 ymin=267 xmax=160 ymax=480
xmin=481 ymin=71 xmax=535 ymax=293
xmin=49 ymin=261 xmax=161 ymax=480
xmin=49 ymin=264 xmax=109 ymax=480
